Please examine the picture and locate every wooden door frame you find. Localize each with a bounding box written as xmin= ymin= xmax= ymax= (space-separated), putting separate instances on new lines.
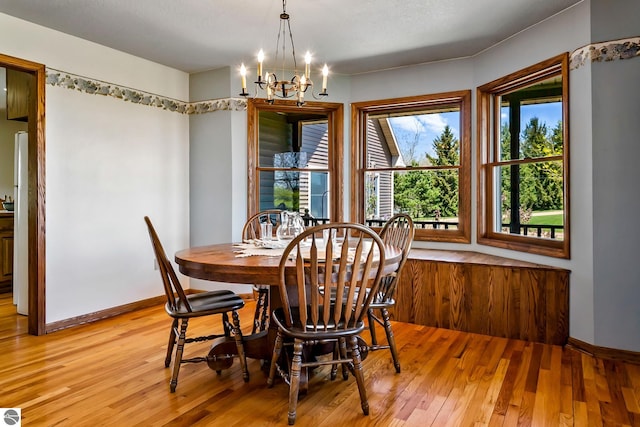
xmin=1 ymin=53 xmax=46 ymax=335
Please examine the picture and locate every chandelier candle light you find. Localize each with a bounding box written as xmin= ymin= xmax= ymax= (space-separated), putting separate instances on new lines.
xmin=239 ymin=0 xmax=328 ymax=106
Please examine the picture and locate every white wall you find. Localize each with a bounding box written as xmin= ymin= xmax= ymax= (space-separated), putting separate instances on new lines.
xmin=590 ymin=0 xmax=640 ymax=351
xmin=188 ymin=67 xmax=248 ymax=292
xmin=0 ymin=13 xmax=190 ymax=322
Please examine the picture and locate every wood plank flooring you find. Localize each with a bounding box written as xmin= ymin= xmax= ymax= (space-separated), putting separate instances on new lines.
xmin=0 ymin=293 xmax=639 ymax=426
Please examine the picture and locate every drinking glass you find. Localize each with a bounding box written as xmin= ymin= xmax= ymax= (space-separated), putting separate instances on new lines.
xmin=322 ymin=228 xmax=336 ymax=250
xmin=260 ymin=222 xmax=273 ymax=241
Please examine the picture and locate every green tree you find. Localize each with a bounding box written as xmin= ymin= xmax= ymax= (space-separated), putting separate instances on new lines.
xmin=500 ymin=122 xmax=512 ymax=217
xmin=425 ymin=125 xmax=459 ymax=217
xmin=519 ymin=118 xmax=563 ymax=211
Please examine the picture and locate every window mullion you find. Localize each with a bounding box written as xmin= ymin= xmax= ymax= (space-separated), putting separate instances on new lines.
xmin=509 ymin=97 xmax=521 ymax=235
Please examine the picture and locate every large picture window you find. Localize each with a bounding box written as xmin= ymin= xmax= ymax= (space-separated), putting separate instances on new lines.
xmin=351 ymin=91 xmax=471 ymax=242
xmin=477 ymin=53 xmax=569 ymax=258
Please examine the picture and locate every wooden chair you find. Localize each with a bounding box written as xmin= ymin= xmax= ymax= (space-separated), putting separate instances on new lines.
xmin=144 ymin=216 xmax=249 ymax=392
xmin=367 ymin=213 xmax=414 ymax=373
xmin=267 ymin=223 xmax=386 ymax=425
xmin=241 ymin=209 xmax=283 ymax=334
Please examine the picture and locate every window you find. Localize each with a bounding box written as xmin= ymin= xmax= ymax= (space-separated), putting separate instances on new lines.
xmin=477 ymin=53 xmax=569 ymax=258
xmin=351 ymin=91 xmax=471 ymax=242
xmin=247 ymin=99 xmax=344 ymax=223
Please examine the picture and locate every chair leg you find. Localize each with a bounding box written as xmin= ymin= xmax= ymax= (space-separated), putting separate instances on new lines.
xmin=339 ymin=337 xmax=349 ymax=380
xmin=252 ymin=288 xmax=264 ymax=334
xmin=170 ymin=319 xmax=189 ymax=392
xmin=165 ymin=318 xmax=178 ymax=367
xmin=330 ymin=341 xmax=339 ymax=380
xmin=231 ymin=310 xmax=250 ymax=383
xmin=259 ymin=289 xmax=269 ymax=332
xmin=287 ymin=339 xmax=304 ymax=425
xmin=267 ymin=329 xmax=284 ymax=387
xmin=222 ymin=312 xmax=231 ymax=336
xmin=381 ymin=307 xmax=401 ymax=373
xmin=368 ymin=308 xmax=378 ymax=346
xmin=349 ymin=335 xmax=370 ymax=416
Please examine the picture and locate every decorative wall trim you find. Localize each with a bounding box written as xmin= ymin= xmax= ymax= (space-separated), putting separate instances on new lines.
xmin=45 ymin=67 xmax=247 ymax=113
xmin=570 ymin=36 xmax=640 ymax=70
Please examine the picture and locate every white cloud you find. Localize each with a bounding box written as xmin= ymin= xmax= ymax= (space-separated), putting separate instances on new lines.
xmin=417 ymin=114 xmax=448 ymax=135
xmin=388 ymin=116 xmax=425 ymax=134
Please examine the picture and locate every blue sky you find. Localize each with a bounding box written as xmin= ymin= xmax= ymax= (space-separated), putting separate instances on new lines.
xmin=388 ymin=111 xmax=460 ymax=162
xmin=516 ymin=102 xmax=562 ymax=130
xmin=388 ymin=102 xmax=562 ymax=163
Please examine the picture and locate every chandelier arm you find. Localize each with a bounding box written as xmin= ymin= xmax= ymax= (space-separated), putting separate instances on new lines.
xmin=241 ymin=83 xmax=260 ymax=99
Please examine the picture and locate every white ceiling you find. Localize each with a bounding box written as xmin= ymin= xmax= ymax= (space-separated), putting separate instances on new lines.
xmin=0 ymin=0 xmax=583 ymax=75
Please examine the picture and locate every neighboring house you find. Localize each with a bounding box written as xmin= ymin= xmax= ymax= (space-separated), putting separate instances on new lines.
xmin=364 ymin=118 xmax=405 ymax=220
xmin=258 ymin=111 xmax=330 ymax=218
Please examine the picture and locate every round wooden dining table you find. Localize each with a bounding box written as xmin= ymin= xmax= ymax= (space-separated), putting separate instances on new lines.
xmin=175 ymin=242 xmax=402 ymax=373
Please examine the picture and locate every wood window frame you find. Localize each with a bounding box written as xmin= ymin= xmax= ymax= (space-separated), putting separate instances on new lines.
xmin=477 ymin=53 xmax=570 ymax=258
xmin=247 ymin=98 xmax=344 ymax=221
xmin=351 ymin=91 xmax=472 ymax=242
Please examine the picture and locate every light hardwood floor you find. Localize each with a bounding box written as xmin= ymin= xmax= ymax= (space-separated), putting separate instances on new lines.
xmin=0 ymin=293 xmax=639 ymax=426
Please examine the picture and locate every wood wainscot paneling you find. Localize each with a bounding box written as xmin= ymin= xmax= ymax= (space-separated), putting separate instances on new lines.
xmin=394 ymin=249 xmax=570 ymax=345
xmin=0 ymin=213 xmax=14 ymax=293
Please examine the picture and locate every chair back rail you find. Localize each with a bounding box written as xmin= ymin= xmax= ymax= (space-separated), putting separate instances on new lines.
xmin=144 ymin=216 xmax=191 ymax=312
xmin=376 ymin=214 xmax=415 ymax=303
xmin=242 ymin=209 xmax=283 ymax=240
xmin=278 ymin=223 xmax=386 ymax=333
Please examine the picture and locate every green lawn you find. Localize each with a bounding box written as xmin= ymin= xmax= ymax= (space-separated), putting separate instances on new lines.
xmin=413 ymin=211 xmax=563 ymax=227
xmin=526 ymin=212 xmax=564 ymax=226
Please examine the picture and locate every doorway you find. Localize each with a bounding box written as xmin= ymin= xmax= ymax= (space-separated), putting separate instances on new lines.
xmin=0 ymin=53 xmax=46 ymax=335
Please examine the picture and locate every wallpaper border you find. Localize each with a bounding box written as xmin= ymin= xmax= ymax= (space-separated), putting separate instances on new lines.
xmin=570 ymin=36 xmax=640 ymax=70
xmin=45 ymin=67 xmax=247 ymax=114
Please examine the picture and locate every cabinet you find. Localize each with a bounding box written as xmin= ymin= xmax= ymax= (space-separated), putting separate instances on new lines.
xmin=6 ymin=69 xmax=31 ymax=121
xmin=0 ymin=214 xmax=14 ymax=293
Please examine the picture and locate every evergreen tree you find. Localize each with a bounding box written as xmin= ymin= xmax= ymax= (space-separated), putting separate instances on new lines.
xmin=425 ymin=125 xmax=459 ymax=217
xmin=519 ymin=118 xmax=563 ymax=211
xmin=393 ymin=170 xmax=437 ymax=218
xmin=500 ymin=122 xmax=512 ymax=218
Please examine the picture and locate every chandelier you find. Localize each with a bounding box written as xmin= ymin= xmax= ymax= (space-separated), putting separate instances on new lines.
xmin=239 ymin=0 xmax=328 ymax=106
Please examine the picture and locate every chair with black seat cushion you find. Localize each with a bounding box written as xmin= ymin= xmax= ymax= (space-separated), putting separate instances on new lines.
xmin=144 ymin=216 xmax=249 ymax=392
xmin=367 ymin=213 xmax=414 ymax=373
xmin=267 ymin=223 xmax=386 ymax=425
xmin=241 ymin=209 xmax=283 ymax=334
